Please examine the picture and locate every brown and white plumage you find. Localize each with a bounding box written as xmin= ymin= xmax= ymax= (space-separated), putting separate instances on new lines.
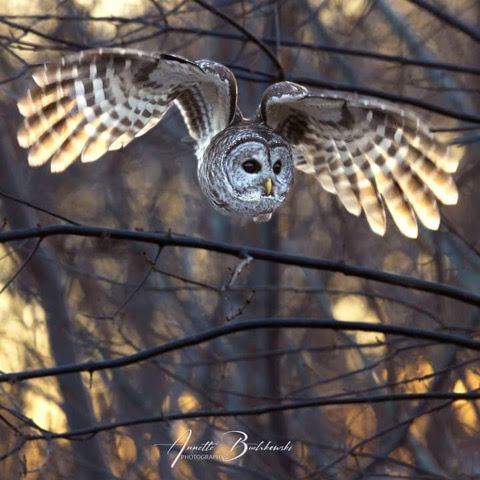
xmin=261 ymin=82 xmax=459 ymax=238
xmin=17 ymin=48 xmax=237 ymax=171
xmin=17 ymin=49 xmax=460 ymax=238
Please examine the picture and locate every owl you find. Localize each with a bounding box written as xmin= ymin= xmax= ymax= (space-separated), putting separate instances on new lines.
xmin=17 ymin=48 xmax=460 ymax=238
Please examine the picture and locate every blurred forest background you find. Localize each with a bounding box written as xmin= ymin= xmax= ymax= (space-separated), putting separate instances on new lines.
xmin=0 ymin=0 xmax=479 ymax=479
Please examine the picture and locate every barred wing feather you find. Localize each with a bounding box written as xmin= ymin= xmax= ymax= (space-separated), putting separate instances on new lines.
xmin=17 ymin=48 xmax=237 ymax=172
xmin=261 ymin=82 xmax=459 ymax=238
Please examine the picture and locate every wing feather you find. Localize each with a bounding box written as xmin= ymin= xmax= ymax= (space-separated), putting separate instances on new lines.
xmin=17 ymin=48 xmax=237 ymax=172
xmin=261 ymin=81 xmax=460 ymax=238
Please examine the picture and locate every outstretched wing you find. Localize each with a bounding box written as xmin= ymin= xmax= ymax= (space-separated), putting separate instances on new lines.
xmin=261 ymin=82 xmax=459 ymax=238
xmin=17 ymin=48 xmax=237 ymax=172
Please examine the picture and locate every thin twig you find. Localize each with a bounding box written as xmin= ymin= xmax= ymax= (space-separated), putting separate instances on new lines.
xmin=404 ymin=0 xmax=480 ymax=43
xmin=89 ymin=246 xmax=163 ymax=320
xmin=25 ymin=392 xmax=480 ymax=442
xmin=0 ymin=190 xmax=81 ymax=225
xmin=225 ymin=290 xmax=255 ymax=321
xmin=190 ymin=0 xmax=284 ymax=80
xmin=221 ymin=255 xmax=253 ymax=292
xmin=0 ymin=237 xmax=42 ymax=295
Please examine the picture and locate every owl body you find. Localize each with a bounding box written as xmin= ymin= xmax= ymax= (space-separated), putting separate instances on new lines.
xmin=17 ymin=48 xmax=461 ymax=238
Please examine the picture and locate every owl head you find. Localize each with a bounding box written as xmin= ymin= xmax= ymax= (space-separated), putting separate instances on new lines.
xmin=198 ymin=123 xmax=294 ymax=222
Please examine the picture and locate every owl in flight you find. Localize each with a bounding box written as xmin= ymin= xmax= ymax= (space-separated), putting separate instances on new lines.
xmin=17 ymin=48 xmax=460 ymax=238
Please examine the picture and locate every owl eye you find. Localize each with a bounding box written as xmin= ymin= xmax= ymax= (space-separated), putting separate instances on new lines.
xmin=273 ymin=161 xmax=282 ymax=174
xmin=242 ymin=159 xmax=261 ymax=174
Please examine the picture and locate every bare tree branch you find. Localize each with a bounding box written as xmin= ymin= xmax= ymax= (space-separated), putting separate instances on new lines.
xmin=25 ymin=392 xmax=480 ymax=442
xmin=404 ymin=0 xmax=480 ymax=42
xmin=2 ymin=318 xmax=480 ymax=383
xmin=1 ymin=224 xmax=478 ymax=306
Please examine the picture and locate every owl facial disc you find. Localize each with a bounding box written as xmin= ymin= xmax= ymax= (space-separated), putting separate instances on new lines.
xmin=198 ymin=123 xmax=294 ymax=220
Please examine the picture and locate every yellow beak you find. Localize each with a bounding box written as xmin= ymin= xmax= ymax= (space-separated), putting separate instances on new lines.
xmin=264 ymin=178 xmax=273 ymax=196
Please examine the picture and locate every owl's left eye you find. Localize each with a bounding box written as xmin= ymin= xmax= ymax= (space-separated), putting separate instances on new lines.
xmin=273 ymin=161 xmax=282 ymax=174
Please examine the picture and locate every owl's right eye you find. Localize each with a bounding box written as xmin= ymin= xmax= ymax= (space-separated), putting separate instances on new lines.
xmin=242 ymin=159 xmax=261 ymax=174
